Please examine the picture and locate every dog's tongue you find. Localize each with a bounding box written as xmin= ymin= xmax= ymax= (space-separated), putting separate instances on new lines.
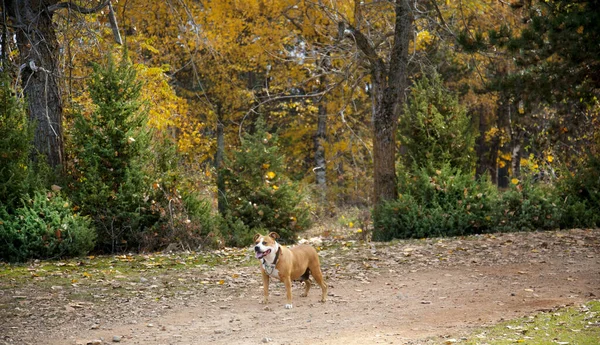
xmin=255 ymin=249 xmax=271 ymax=259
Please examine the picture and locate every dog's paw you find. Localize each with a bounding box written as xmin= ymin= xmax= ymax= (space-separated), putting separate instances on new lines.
xmin=284 ymin=304 xmax=293 ymax=309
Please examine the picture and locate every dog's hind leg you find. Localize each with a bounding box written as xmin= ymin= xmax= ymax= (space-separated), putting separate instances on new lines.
xmin=311 ymin=265 xmax=327 ymax=303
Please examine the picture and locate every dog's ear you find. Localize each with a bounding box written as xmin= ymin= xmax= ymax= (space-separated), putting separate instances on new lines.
xmin=268 ymin=232 xmax=280 ymax=240
xmin=253 ymin=233 xmax=262 ymax=242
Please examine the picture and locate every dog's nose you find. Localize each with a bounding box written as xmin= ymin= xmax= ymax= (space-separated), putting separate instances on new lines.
xmin=254 ymin=245 xmax=260 ymax=252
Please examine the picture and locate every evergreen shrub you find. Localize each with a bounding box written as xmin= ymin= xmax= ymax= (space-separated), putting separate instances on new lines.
xmin=220 ymin=117 xmax=310 ymax=246
xmin=494 ymin=177 xmax=562 ymax=232
xmin=374 ymin=164 xmax=498 ymax=241
xmin=399 ymin=72 xmax=477 ymax=173
xmin=142 ymin=188 xmax=220 ymax=251
xmin=0 ymin=70 xmax=35 ymax=211
xmin=0 ymin=192 xmax=95 ymax=262
xmin=555 ymin=153 xmax=600 ymax=228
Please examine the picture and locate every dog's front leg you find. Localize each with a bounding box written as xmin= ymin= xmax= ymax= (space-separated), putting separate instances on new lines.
xmin=261 ymin=271 xmax=270 ymax=305
xmin=283 ymin=276 xmax=293 ymax=309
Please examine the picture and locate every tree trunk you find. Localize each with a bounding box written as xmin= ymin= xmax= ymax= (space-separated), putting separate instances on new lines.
xmin=215 ymin=107 xmax=226 ymax=215
xmin=511 ymin=142 xmax=521 ymax=179
xmin=6 ymin=0 xmax=115 ymax=170
xmin=474 ymin=105 xmax=496 ymax=181
xmin=371 ymin=0 xmax=411 ymax=207
xmin=314 ymin=56 xmax=329 ymax=201
xmin=314 ymin=100 xmax=327 ymax=189
xmin=496 ymin=94 xmax=511 ymax=188
xmin=346 ymin=0 xmax=410 ymax=207
xmin=11 ymin=0 xmax=64 ymax=168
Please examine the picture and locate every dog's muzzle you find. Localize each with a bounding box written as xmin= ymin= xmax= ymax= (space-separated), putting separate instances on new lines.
xmin=254 ymin=246 xmax=271 ymax=259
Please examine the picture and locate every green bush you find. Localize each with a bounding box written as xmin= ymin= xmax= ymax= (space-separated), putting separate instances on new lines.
xmin=142 ymin=189 xmax=221 ymax=251
xmin=374 ymin=164 xmax=498 ymax=241
xmin=219 ymin=213 xmax=254 ymax=248
xmin=494 ymin=178 xmax=562 ymax=232
xmin=555 ymin=154 xmax=600 ymax=228
xmin=0 ymin=192 xmax=95 ymax=262
xmin=220 ymin=117 xmax=310 ymax=246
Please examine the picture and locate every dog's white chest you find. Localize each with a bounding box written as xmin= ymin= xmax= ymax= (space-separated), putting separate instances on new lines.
xmin=262 ymin=261 xmax=280 ymax=279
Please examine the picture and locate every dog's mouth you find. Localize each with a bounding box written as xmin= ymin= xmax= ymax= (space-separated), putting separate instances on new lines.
xmin=255 ymin=249 xmax=271 ymax=259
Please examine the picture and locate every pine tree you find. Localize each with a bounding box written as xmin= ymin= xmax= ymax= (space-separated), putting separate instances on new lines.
xmin=0 ymin=70 xmax=34 ymax=211
xmin=220 ymin=117 xmax=310 ymax=245
xmin=69 ymin=54 xmax=155 ymax=252
xmin=399 ymin=72 xmax=477 ymax=173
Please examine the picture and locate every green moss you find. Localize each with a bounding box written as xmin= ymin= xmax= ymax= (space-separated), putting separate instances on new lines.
xmin=0 ymin=249 xmax=251 ymax=292
xmin=460 ymin=301 xmax=600 ymax=345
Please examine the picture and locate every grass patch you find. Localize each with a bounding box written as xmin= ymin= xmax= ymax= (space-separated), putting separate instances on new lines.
xmin=459 ymin=301 xmax=600 ymax=344
xmin=0 ymin=248 xmax=254 ymax=292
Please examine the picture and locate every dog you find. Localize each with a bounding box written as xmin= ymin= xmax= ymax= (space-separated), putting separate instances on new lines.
xmin=253 ymin=232 xmax=327 ymax=309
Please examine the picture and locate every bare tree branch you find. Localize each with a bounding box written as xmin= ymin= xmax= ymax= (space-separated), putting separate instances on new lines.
xmin=47 ymin=0 xmax=111 ymax=14
xmin=107 ymin=1 xmax=122 ymax=45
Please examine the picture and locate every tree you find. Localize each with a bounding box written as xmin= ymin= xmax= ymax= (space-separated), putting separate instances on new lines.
xmin=0 ymin=69 xmax=34 ymax=210
xmin=1 ymin=0 xmax=119 ymax=169
xmin=399 ymin=72 xmax=477 ymax=173
xmin=339 ymin=0 xmax=412 ymax=208
xmin=286 ymin=0 xmax=413 ymax=208
xmin=220 ymin=117 xmax=311 ymax=245
xmin=69 ymin=54 xmax=153 ymax=253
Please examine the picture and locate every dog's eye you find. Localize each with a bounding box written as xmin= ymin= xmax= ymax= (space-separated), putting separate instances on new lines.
xmin=262 ymin=241 xmax=267 ymax=245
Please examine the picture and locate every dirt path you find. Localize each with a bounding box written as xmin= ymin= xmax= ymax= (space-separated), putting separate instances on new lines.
xmin=2 ymin=229 xmax=599 ymax=345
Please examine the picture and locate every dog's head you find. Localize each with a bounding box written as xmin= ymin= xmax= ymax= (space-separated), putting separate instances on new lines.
xmin=253 ymin=232 xmax=280 ymax=260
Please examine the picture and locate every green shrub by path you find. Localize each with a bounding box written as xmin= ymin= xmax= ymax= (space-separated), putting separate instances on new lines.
xmin=0 ymin=192 xmax=95 ymax=262
xmin=459 ymin=301 xmax=600 ymax=345
xmin=374 ymin=164 xmax=499 ymax=241
xmin=220 ymin=117 xmax=310 ymax=246
xmin=555 ymin=153 xmax=600 ymax=228
xmin=494 ymin=177 xmax=562 ymax=232
xmin=142 ymin=188 xmax=221 ymax=251
xmin=373 ymin=165 xmax=568 ymax=241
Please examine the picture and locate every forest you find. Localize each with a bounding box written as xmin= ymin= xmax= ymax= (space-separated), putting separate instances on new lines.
xmin=0 ymin=0 xmax=598 ymax=262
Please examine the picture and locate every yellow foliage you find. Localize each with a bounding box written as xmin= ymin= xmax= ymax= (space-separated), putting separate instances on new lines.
xmin=416 ymin=30 xmax=434 ymax=51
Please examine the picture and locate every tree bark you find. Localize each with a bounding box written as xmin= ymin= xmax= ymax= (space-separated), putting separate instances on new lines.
xmin=314 ymin=55 xmax=329 ymax=201
xmin=9 ymin=0 xmax=64 ymax=168
xmin=496 ymin=94 xmax=511 ymax=188
xmin=475 ymin=105 xmax=495 ymax=181
xmin=5 ymin=0 xmax=116 ymax=169
xmin=215 ymin=106 xmax=226 ymax=215
xmin=349 ymin=0 xmax=411 ymax=207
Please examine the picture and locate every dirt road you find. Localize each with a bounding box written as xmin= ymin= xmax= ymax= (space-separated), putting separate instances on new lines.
xmin=2 ymin=229 xmax=599 ymax=345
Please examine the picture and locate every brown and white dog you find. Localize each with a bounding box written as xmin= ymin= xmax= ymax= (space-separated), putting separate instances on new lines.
xmin=253 ymin=232 xmax=327 ymax=309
